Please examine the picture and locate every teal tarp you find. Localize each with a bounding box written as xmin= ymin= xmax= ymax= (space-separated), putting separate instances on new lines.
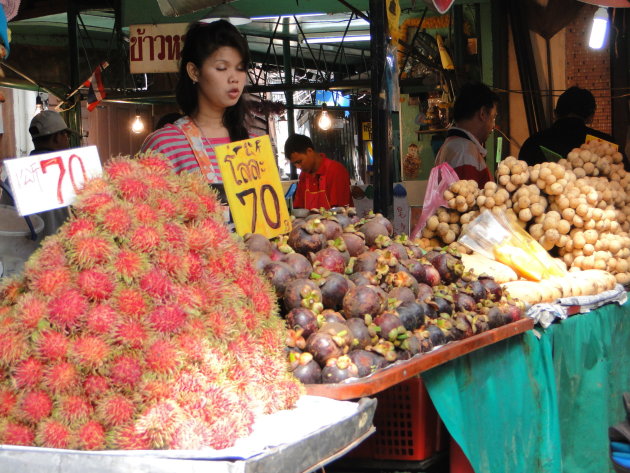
xmin=423 ymin=301 xmax=630 ymax=473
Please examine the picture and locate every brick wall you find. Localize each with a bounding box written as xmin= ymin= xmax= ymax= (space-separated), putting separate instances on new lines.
xmin=565 ymin=5 xmax=612 ymax=134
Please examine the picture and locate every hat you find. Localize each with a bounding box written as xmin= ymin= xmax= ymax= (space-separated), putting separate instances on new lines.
xmin=29 ymin=110 xmax=76 ymax=139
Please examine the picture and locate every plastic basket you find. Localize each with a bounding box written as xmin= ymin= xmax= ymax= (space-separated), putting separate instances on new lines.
xmin=349 ymin=376 xmax=439 ymax=461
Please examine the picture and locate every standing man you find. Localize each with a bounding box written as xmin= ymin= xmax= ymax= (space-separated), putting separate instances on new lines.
xmin=434 ymin=82 xmax=499 ymax=186
xmin=519 ymin=86 xmax=625 ymax=167
xmin=284 ymin=134 xmax=353 ymax=209
xmin=28 ymin=110 xmax=78 ymax=236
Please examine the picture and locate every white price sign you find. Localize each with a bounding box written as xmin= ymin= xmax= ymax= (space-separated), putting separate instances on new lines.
xmin=3 ymin=145 xmax=103 ymax=216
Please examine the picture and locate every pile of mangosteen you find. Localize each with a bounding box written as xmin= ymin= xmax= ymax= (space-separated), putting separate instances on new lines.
xmin=246 ymin=208 xmax=524 ymax=385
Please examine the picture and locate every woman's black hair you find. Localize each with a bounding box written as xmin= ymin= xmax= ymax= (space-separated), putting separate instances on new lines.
xmin=176 ymin=19 xmax=250 ymax=141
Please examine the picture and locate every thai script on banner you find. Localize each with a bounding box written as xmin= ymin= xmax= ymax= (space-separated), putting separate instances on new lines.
xmin=129 ymin=23 xmax=187 ymax=74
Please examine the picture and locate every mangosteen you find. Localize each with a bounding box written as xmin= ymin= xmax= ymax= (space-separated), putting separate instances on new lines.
xmin=416 ymin=283 xmax=434 ymax=303
xmin=285 ymin=328 xmax=307 ymax=350
xmin=353 ymin=251 xmax=379 ymax=273
xmin=396 ymin=301 xmax=423 ymax=331
xmin=402 ymin=259 xmax=425 ymax=281
xmin=388 ymin=242 xmax=409 ymax=261
xmin=288 ymin=220 xmax=327 ymax=255
xmin=413 ymin=331 xmax=434 ymax=353
xmin=452 ymin=292 xmax=476 ymax=312
xmin=281 ymin=253 xmax=313 ymax=279
xmin=374 ymin=312 xmax=406 ymax=342
xmin=359 ymin=220 xmax=390 ymax=247
xmin=341 ymin=231 xmax=367 ymax=257
xmin=348 ymin=350 xmax=381 ymax=377
xmin=366 ymin=212 xmax=394 ymax=236
xmin=478 ymin=276 xmax=503 ymax=301
xmin=306 ymin=332 xmax=343 ymax=366
xmin=286 ymin=308 xmax=319 ymax=339
xmin=250 ymin=251 xmax=272 ymax=273
xmin=431 ymin=252 xmax=464 ymax=284
xmin=499 ymin=302 xmax=523 ymax=323
xmin=451 ymin=313 xmax=473 ymax=339
xmin=319 ymin=321 xmax=352 ymax=352
xmin=317 ymin=309 xmax=346 ymax=326
xmin=320 ymin=273 xmax=355 ymax=310
xmin=290 ymin=352 xmax=322 ymax=384
xmin=464 ymin=279 xmax=487 ymax=302
xmin=487 ymin=307 xmax=506 ymax=329
xmin=388 ymin=286 xmax=416 ymax=304
xmin=419 ymin=301 xmax=438 ymax=320
xmin=368 ymin=340 xmax=398 ymax=362
xmin=399 ymin=334 xmax=422 ymax=356
xmin=386 ymin=271 xmax=419 ymax=295
xmin=342 ymin=285 xmax=386 ymax=318
xmin=321 ymin=355 xmax=360 ymax=384
xmin=283 ymin=278 xmax=322 ymax=312
xmin=311 ymin=247 xmax=346 ymax=274
xmin=405 ymin=243 xmax=425 ymax=259
xmin=418 ymin=263 xmax=441 ymax=286
xmin=346 ymin=317 xmax=374 ymax=349
xmin=349 ymin=271 xmax=379 ymax=287
xmin=263 ymin=261 xmax=296 ymax=297
xmin=244 ymin=233 xmax=273 ymax=255
xmin=425 ymin=324 xmax=447 ymax=346
xmin=320 ymin=218 xmax=343 ymax=241
xmin=432 ymin=293 xmax=454 ymax=316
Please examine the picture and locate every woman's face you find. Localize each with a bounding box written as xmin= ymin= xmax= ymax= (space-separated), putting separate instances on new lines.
xmin=188 ymin=46 xmax=247 ymax=113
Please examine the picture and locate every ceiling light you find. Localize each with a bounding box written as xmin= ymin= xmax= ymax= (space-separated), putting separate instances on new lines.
xmin=588 ymin=7 xmax=608 ymax=50
xmin=131 ymin=115 xmax=145 ymax=134
xmin=201 ymin=3 xmax=252 ymax=26
xmin=300 ymin=31 xmax=371 ymax=44
xmin=318 ymin=105 xmax=332 ymax=131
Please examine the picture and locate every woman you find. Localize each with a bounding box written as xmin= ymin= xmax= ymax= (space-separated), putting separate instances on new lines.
xmin=141 ymin=20 xmax=250 ymax=188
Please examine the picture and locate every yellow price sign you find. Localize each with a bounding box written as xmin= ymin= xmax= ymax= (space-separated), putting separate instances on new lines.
xmin=362 ymin=122 xmax=372 ymax=141
xmin=585 ymin=134 xmax=618 ymax=151
xmin=215 ymin=135 xmax=291 ymax=238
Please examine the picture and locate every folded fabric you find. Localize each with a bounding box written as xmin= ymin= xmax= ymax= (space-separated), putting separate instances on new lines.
xmin=612 ymin=453 xmax=630 ymax=468
xmin=612 ymin=442 xmax=630 ymax=453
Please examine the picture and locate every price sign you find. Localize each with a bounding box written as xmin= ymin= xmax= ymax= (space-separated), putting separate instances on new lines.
xmin=585 ymin=134 xmax=619 ymax=151
xmin=215 ymin=135 xmax=291 ymax=239
xmin=362 ymin=122 xmax=372 ymax=141
xmin=3 ymin=145 xmax=103 ymax=216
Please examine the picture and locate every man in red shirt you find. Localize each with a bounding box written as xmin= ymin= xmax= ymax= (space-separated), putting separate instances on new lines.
xmin=284 ymin=134 xmax=353 ymax=209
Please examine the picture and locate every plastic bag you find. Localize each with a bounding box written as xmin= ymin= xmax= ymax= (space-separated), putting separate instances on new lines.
xmin=410 ymin=162 xmax=459 ymax=239
xmin=458 ymin=210 xmax=566 ymax=281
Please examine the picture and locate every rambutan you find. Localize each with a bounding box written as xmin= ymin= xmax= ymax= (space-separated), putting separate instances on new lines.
xmin=105 ymin=159 xmax=135 ymax=179
xmin=154 ymin=250 xmax=187 ymax=280
xmin=14 ymin=294 xmax=48 ymax=330
xmin=96 ymin=393 xmax=136 ymax=427
xmin=133 ymin=202 xmax=160 ymax=224
xmin=71 ymin=336 xmax=111 ymax=369
xmin=198 ymin=194 xmax=219 ymax=215
xmin=36 ymin=330 xmax=69 ymax=361
xmin=162 ymin=222 xmax=186 ymax=246
xmin=73 ymin=191 xmax=115 ymax=217
xmin=154 ymin=197 xmax=179 ymax=219
xmin=48 ymin=289 xmax=88 ymax=329
xmin=83 ymin=375 xmax=109 ymax=399
xmin=29 ymin=266 xmax=72 ymax=296
xmin=101 ymin=205 xmax=133 ymax=236
xmin=137 ymin=153 xmax=172 ymax=175
xmin=114 ymin=320 xmax=147 ymax=349
xmin=170 ymin=417 xmax=212 ymax=450
xmin=114 ymin=287 xmax=148 ymax=317
xmin=139 ymin=269 xmax=173 ymax=299
xmin=108 ymin=422 xmax=151 ymax=450
xmin=117 ymin=176 xmax=150 ymax=202
xmin=113 ymin=250 xmax=148 ymax=282
xmin=173 ymin=368 xmax=207 ymax=395
xmin=36 ymin=419 xmax=72 ymax=449
xmin=176 ymin=334 xmax=208 ymax=363
xmin=26 ymin=238 xmax=67 ymax=269
xmin=134 ymin=400 xmax=182 ymax=449
xmin=145 ymin=338 xmax=180 ymax=374
xmin=178 ymin=194 xmax=203 ymax=221
xmin=2 ymin=422 xmax=35 ymax=446
xmin=207 ymin=412 xmax=253 ymax=450
xmin=56 ymin=394 xmax=94 ymax=424
xmin=63 ymin=217 xmax=97 ymax=238
xmin=109 ymin=355 xmax=143 ymax=388
xmin=78 ymin=268 xmax=115 ymax=301
xmin=0 ymin=388 xmax=18 ymax=416
xmin=20 ymin=390 xmax=52 ymax=423
xmin=129 ymin=225 xmax=162 ymax=253
xmin=0 ymin=278 xmax=27 ymax=304
xmin=139 ymin=377 xmax=173 ymax=402
xmin=76 ymin=420 xmax=106 ymax=450
xmin=45 ymin=362 xmax=78 ymax=394
xmin=85 ymin=304 xmax=119 ymax=335
xmin=0 ymin=330 xmax=28 ymax=365
xmin=14 ymin=357 xmax=44 ymax=389
xmin=68 ymin=234 xmax=116 ymax=268
xmin=143 ymin=174 xmax=171 ymax=192
xmin=148 ymin=305 xmax=188 ymax=334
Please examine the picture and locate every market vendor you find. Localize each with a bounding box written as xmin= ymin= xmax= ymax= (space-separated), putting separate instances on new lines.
xmin=284 ymin=133 xmax=353 ymax=209
xmin=140 ymin=19 xmax=251 ymax=201
xmin=434 ymin=82 xmax=498 ymax=186
xmin=518 ymin=86 xmax=626 ymax=167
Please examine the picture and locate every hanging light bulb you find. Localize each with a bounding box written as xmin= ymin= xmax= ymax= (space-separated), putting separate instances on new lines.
xmin=131 ymin=115 xmax=145 ymax=134
xmin=318 ymin=104 xmax=332 ymax=131
xmin=588 ymin=7 xmax=609 ymax=50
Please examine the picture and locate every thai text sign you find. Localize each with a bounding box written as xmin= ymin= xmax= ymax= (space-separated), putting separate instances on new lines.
xmin=129 ymin=23 xmax=187 ymax=74
xmin=3 ymin=146 xmax=103 ymax=216
xmin=362 ymin=122 xmax=372 ymax=141
xmin=215 ymin=135 xmax=291 ymax=238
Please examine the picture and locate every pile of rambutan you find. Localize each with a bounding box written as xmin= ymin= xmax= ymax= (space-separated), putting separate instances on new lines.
xmin=0 ymin=153 xmax=302 ymax=450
